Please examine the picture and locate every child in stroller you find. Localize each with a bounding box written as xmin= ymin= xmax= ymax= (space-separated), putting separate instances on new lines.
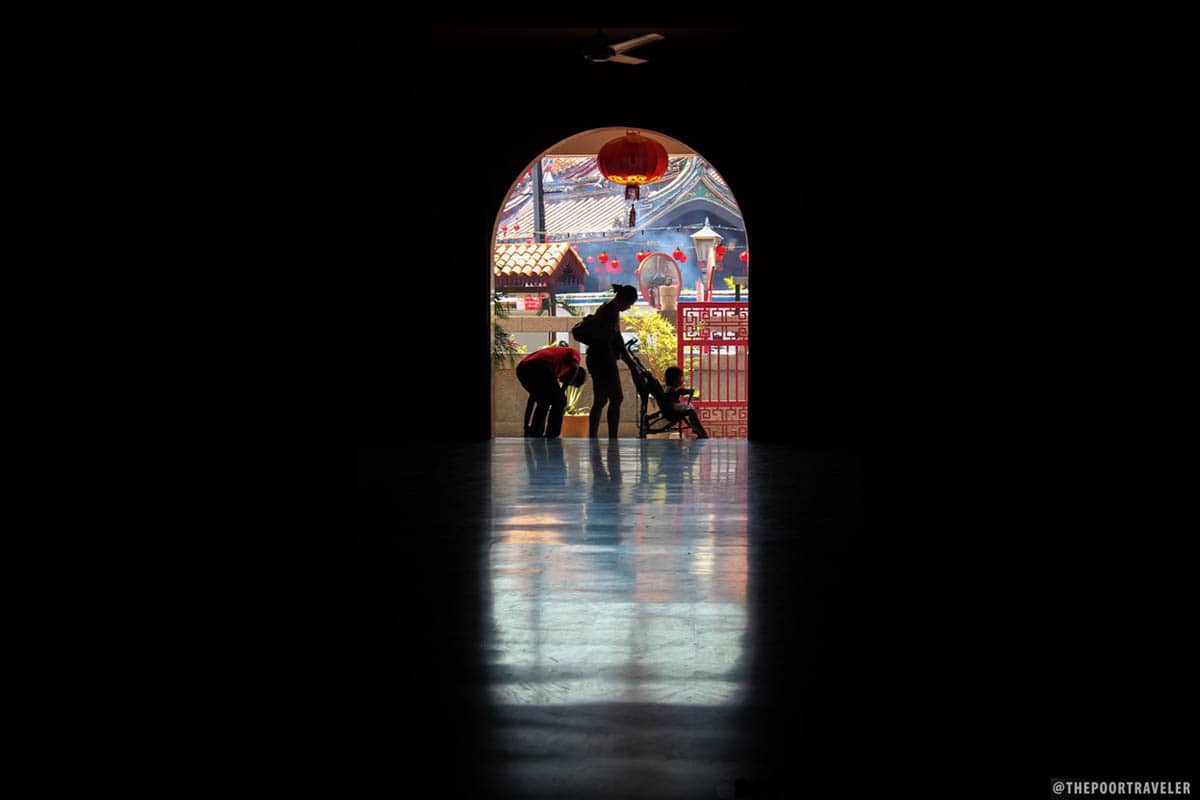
xmin=625 ymin=340 xmax=710 ymax=439
xmin=662 ymin=366 xmax=709 ymax=438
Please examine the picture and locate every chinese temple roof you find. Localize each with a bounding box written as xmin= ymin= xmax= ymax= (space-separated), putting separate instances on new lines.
xmin=493 ymin=242 xmax=589 ymax=291
xmin=498 ymin=157 xmax=741 ymax=244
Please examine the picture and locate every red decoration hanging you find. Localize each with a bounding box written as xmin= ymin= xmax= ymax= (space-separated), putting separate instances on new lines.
xmin=672 ymin=247 xmax=687 ymax=263
xmin=715 ymin=245 xmax=728 ymax=259
xmin=597 ymin=130 xmax=668 ymax=204
xmin=609 ymin=259 xmax=621 ymax=272
xmin=636 ymin=251 xmax=646 ymax=261
xmin=586 ymin=256 xmax=594 ymax=263
xmin=739 ymin=251 xmax=749 ymax=263
xmin=598 ymin=252 xmax=609 ymax=263
xmin=501 ymin=225 xmax=508 ymax=233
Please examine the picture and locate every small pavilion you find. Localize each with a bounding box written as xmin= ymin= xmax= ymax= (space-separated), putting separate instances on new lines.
xmin=493 ymin=243 xmax=589 ymax=315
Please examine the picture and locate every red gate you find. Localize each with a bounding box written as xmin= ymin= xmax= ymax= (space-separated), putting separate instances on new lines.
xmin=677 ymin=302 xmax=748 ymax=438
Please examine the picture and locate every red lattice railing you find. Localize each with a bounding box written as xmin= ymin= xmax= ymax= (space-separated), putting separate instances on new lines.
xmin=677 ymin=303 xmax=748 ymax=438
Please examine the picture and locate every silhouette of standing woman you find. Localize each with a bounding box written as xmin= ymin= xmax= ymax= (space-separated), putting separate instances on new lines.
xmin=586 ymin=284 xmax=639 ymax=438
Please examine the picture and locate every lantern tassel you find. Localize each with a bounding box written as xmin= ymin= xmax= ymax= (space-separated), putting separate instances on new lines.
xmin=628 ymin=204 xmax=636 ymax=227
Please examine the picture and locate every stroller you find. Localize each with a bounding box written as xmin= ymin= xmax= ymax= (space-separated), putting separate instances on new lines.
xmin=625 ymin=339 xmax=701 ymax=439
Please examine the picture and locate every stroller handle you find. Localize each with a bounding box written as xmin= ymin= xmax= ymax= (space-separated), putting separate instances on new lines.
xmin=622 ymin=337 xmax=652 ymax=397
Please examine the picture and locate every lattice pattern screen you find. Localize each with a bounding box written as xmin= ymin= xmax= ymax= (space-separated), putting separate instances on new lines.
xmin=677 ymin=303 xmax=748 ymax=439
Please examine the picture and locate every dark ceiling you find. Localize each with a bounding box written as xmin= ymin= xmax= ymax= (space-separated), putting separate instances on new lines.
xmin=353 ymin=26 xmax=880 ymax=81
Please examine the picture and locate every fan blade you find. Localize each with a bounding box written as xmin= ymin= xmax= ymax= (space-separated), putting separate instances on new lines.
xmin=607 ymin=53 xmax=648 ymax=65
xmin=610 ymin=33 xmax=663 ymax=54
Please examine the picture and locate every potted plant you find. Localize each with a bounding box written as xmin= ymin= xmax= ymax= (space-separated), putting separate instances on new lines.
xmin=560 ymin=383 xmax=590 ymax=438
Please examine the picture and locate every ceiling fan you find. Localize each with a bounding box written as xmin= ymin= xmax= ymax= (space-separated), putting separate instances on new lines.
xmin=584 ymin=32 xmax=664 ymax=65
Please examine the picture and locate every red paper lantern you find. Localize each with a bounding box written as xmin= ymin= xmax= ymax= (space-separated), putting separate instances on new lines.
xmin=597 ymin=130 xmax=668 ymax=201
xmin=608 ymin=259 xmax=621 ymax=273
xmin=715 ymin=245 xmax=728 ymax=259
xmin=636 ymin=251 xmax=647 ymax=261
xmin=586 ymin=256 xmax=594 ymax=263
xmin=501 ymin=225 xmax=508 ymax=233
xmin=513 ymin=223 xmax=520 ymax=231
xmin=739 ymin=251 xmax=749 ymax=263
xmin=672 ymin=247 xmax=687 ymax=263
xmin=598 ymin=252 xmax=609 ymax=263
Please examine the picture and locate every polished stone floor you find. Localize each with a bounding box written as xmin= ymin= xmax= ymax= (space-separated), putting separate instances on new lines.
xmin=353 ymin=438 xmax=863 ymax=798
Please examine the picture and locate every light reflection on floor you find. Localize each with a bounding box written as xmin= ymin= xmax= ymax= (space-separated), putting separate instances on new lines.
xmin=489 ymin=438 xmax=748 ymax=707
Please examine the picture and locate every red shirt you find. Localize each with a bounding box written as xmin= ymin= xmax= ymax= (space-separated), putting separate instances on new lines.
xmin=519 ymin=346 xmax=581 ymax=380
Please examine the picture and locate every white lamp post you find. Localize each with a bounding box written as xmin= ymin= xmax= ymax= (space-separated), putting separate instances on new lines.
xmin=690 ymin=217 xmax=723 ymax=302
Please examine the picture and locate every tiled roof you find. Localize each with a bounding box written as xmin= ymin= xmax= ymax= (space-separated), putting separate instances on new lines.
xmin=499 ymin=157 xmax=740 ymax=242
xmin=493 ymin=242 xmax=589 ymax=280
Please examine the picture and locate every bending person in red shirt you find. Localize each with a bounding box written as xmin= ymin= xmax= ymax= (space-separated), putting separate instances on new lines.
xmin=516 ymin=345 xmax=587 ymax=438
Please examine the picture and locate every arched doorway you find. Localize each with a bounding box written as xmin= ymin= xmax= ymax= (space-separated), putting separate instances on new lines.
xmin=491 ymin=127 xmax=750 ymax=438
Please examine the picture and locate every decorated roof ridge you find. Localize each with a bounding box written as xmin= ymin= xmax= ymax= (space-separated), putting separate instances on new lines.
xmin=497 ymin=157 xmax=740 ymax=240
xmin=702 ymin=164 xmax=737 ymax=202
xmin=705 ymin=163 xmax=731 ymax=190
xmin=498 ymin=186 xmax=739 ymax=242
xmin=510 ymin=156 xmax=690 ymax=193
xmin=539 ymin=155 xmax=689 ymax=182
xmin=553 ymin=159 xmax=601 ymax=180
xmin=501 ymin=194 xmax=530 ymax=216
xmin=635 ymin=158 xmax=720 ymax=208
xmin=628 ymin=164 xmax=741 ymax=231
xmin=647 ymin=159 xmax=735 ymax=206
xmin=504 ymin=156 xmax=691 ymax=210
xmin=584 ymin=165 xmax=740 ymax=236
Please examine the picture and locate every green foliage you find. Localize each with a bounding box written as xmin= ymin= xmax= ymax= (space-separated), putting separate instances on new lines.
xmin=493 ymin=321 xmax=526 ymax=368
xmin=623 ymin=308 xmax=678 ymax=381
xmin=492 ymin=292 xmax=526 ymax=368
